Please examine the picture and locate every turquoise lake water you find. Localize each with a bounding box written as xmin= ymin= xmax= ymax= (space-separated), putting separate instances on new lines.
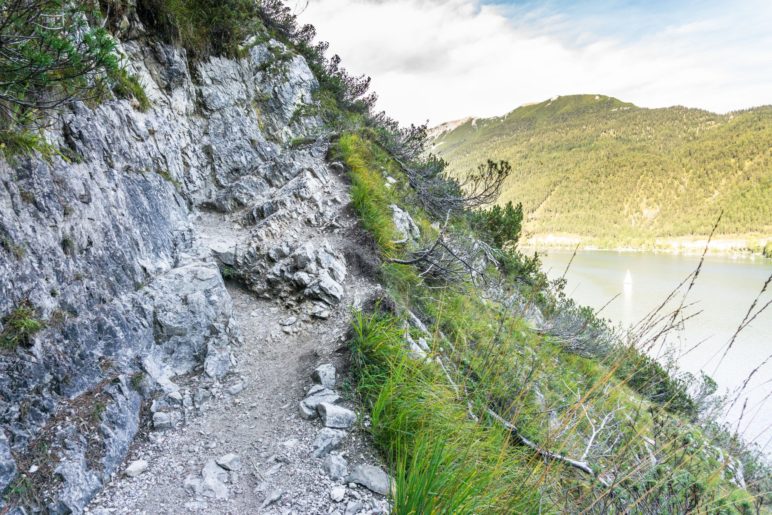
xmin=538 ymin=250 xmax=772 ymax=448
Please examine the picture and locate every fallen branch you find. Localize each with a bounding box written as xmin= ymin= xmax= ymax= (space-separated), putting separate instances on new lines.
xmin=483 ymin=406 xmax=609 ymax=485
xmin=428 ymin=344 xmax=611 ymax=487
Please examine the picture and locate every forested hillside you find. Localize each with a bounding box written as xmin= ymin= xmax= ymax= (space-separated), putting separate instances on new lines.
xmin=432 ymin=95 xmax=772 ymax=252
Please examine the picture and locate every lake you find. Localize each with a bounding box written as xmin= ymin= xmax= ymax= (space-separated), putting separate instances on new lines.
xmin=537 ymin=250 xmax=772 ymax=448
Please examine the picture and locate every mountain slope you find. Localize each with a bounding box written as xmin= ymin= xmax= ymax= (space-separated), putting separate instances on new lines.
xmin=432 ymin=95 xmax=772 ymax=251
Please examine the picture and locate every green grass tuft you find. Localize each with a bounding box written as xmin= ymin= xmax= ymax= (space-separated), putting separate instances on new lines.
xmin=0 ymin=130 xmax=56 ymax=162
xmin=110 ymin=68 xmax=151 ymax=111
xmin=1 ymin=301 xmax=44 ymax=350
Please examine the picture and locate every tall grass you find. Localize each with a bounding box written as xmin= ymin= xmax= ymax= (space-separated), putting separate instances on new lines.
xmin=336 ymin=134 xmax=399 ymax=254
xmin=350 ymin=310 xmax=541 ymax=513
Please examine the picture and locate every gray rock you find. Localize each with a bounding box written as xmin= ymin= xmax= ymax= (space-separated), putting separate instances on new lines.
xmin=274 ymin=241 xmax=348 ymax=305
xmin=299 ymin=401 xmax=317 ymax=420
xmin=261 ymin=489 xmax=284 ymax=509
xmin=303 ymin=387 xmax=340 ymax=410
xmin=124 ymin=460 xmax=148 ymax=477
xmin=330 ymin=485 xmax=346 ymax=502
xmin=347 ymin=465 xmax=392 ymax=496
xmin=216 ymin=453 xmax=241 ymax=471
xmin=0 ymin=432 xmax=16 ymax=495
xmin=311 ymin=363 xmax=336 ymax=389
xmin=311 ymin=428 xmax=347 ymax=458
xmin=280 ymin=316 xmax=297 ymax=326
xmin=0 ymin=14 xmax=329 ymax=510
xmin=317 ymin=403 xmax=356 ymax=429
xmin=306 ymin=384 xmax=325 ymax=396
xmin=389 ymin=204 xmax=420 ymax=241
xmin=227 ymin=382 xmax=245 ymax=395
xmin=153 ymin=412 xmax=173 ymax=430
xmin=323 ymin=454 xmax=348 ymax=481
xmin=306 ymin=271 xmax=345 ymax=305
xmin=201 ymin=459 xmax=229 ymax=500
xmin=345 ymin=501 xmax=365 ymax=515
xmin=310 ymin=303 xmax=331 ymax=319
xmin=52 ymin=454 xmax=102 ymax=513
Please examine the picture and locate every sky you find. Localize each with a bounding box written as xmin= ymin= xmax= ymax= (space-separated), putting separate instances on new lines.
xmin=296 ymin=0 xmax=772 ymax=125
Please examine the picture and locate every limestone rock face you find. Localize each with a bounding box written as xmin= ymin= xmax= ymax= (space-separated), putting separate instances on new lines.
xmin=389 ymin=204 xmax=420 ymax=242
xmin=0 ymin=15 xmax=333 ymax=511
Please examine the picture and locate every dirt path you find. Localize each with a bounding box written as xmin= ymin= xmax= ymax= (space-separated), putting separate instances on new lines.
xmin=88 ymin=157 xmax=390 ymax=514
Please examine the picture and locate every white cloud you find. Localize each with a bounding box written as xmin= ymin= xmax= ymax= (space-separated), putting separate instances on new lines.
xmin=297 ymin=0 xmax=772 ymax=125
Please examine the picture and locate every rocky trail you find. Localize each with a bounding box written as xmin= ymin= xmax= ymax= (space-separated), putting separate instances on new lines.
xmin=88 ymin=168 xmax=391 ymax=514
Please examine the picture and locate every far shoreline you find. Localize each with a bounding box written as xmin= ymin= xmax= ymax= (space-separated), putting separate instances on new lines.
xmin=521 ymin=234 xmax=772 ymax=260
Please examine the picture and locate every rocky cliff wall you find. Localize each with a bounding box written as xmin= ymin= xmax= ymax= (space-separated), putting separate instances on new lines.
xmin=0 ymin=30 xmax=336 ymax=512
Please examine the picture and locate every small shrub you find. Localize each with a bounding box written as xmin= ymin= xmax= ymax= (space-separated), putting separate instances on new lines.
xmin=48 ymin=310 xmax=67 ymax=327
xmin=130 ymin=372 xmax=145 ymax=391
xmin=19 ymin=189 xmax=35 ymax=204
xmin=1 ymin=302 xmax=45 ymax=350
xmin=91 ymin=401 xmax=107 ymax=423
xmin=156 ymin=170 xmax=182 ymax=190
xmin=1 ymin=237 xmax=25 ymax=259
xmin=61 ymin=236 xmax=76 ymax=256
xmin=110 ymin=68 xmax=151 ymax=111
xmin=612 ymin=347 xmax=697 ymax=417
xmin=0 ymin=1 xmax=118 ymax=130
xmin=136 ymin=0 xmax=262 ymax=58
xmin=0 ymin=130 xmax=56 ymax=162
xmin=469 ymin=200 xmax=523 ymax=249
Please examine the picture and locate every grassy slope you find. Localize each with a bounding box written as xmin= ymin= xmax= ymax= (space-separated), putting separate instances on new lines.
xmin=432 ymin=95 xmax=772 ymax=251
xmin=333 ymin=133 xmax=763 ymax=513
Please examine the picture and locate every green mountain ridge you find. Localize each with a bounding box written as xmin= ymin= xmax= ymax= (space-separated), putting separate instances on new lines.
xmin=432 ymin=94 xmax=772 ymax=252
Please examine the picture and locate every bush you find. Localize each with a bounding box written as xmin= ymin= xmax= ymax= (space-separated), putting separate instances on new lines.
xmin=612 ymin=347 xmax=697 ymax=417
xmin=0 ymin=1 xmax=118 ymax=126
xmin=1 ymin=301 xmax=44 ymax=349
xmin=470 ymin=200 xmax=523 ymax=249
xmin=136 ymin=0 xmax=262 ymax=57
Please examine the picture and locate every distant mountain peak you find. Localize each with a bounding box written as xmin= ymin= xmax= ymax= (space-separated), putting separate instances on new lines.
xmin=427 ymin=117 xmax=473 ymax=139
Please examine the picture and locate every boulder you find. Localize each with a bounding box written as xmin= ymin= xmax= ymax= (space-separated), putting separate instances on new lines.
xmin=124 ymin=460 xmax=148 ymax=478
xmin=152 ymin=412 xmax=173 ymax=430
xmin=317 ymin=403 xmax=356 ymax=429
xmin=201 ymin=460 xmax=229 ymax=500
xmin=216 ymin=453 xmax=242 ymax=471
xmin=323 ymin=454 xmax=349 ymax=481
xmin=330 ymin=485 xmax=346 ymax=502
xmin=311 ymin=363 xmax=336 ymax=389
xmin=311 ymin=428 xmax=347 ymax=458
xmin=389 ymin=204 xmax=420 ymax=242
xmin=299 ymin=401 xmax=317 ymax=420
xmin=347 ymin=465 xmax=392 ymax=496
xmin=303 ymin=386 xmax=340 ymax=410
